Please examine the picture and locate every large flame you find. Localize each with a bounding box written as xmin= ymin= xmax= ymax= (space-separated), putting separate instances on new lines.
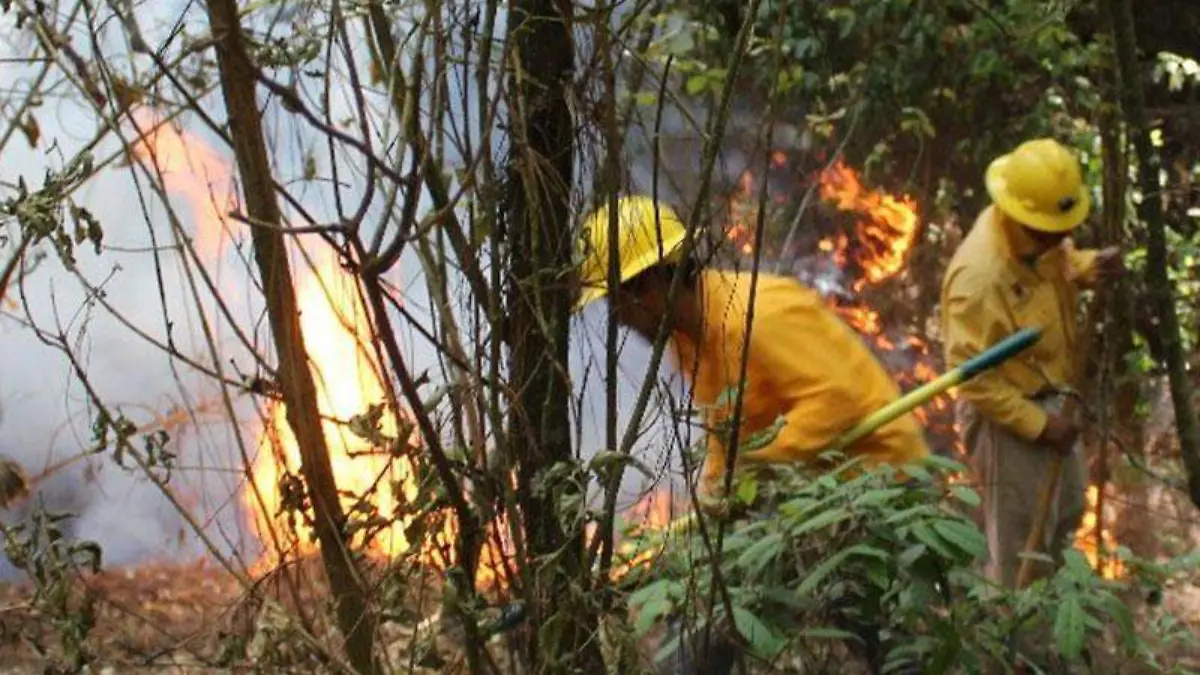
xmin=246 ymin=250 xmax=425 ymax=566
xmin=127 ymin=110 xmax=443 ymax=574
xmin=817 ymin=159 xmax=920 ymax=291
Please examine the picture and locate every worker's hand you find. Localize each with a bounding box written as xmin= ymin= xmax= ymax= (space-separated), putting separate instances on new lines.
xmin=1037 ymin=413 xmax=1080 ymax=451
xmin=1093 ymin=246 xmax=1125 ymax=283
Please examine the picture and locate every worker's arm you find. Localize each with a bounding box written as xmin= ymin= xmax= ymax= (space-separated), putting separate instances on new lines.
xmin=942 ymin=273 xmax=1048 ymax=441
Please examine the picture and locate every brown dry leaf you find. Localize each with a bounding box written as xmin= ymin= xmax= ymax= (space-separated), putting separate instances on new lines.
xmin=111 ymin=76 xmax=146 ymax=115
xmin=17 ymin=114 xmax=39 ymax=149
xmin=0 ymin=456 xmax=30 ymax=508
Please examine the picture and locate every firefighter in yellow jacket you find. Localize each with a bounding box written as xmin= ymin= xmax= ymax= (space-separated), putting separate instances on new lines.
xmin=941 ymin=138 xmax=1123 ymax=589
xmin=574 ymin=196 xmax=929 ymax=499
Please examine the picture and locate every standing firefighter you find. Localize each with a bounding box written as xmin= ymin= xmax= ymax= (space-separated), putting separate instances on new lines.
xmin=574 ymin=195 xmax=930 ymax=498
xmin=941 ymin=138 xmax=1123 ymax=589
xmin=574 ymin=195 xmax=929 ymax=674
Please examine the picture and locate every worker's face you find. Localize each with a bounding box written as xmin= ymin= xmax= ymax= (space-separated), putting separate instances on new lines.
xmin=608 ymin=272 xmax=664 ymax=340
xmin=1021 ymin=225 xmax=1070 ymax=253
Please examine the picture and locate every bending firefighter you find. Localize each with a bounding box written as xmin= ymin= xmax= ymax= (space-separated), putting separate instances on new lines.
xmin=941 ymin=138 xmax=1124 ymax=589
xmin=574 ymin=196 xmax=930 ymax=674
xmin=574 ymin=196 xmax=930 ymax=498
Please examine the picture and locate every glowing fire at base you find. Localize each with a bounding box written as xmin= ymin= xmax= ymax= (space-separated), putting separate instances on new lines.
xmin=1076 ymin=485 xmax=1125 ymax=580
xmin=242 ymin=249 xmax=513 ymax=586
xmin=246 ymin=251 xmax=424 ymax=566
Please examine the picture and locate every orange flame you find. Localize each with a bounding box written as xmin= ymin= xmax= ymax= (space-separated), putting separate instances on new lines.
xmin=246 ymin=249 xmax=428 ymax=567
xmin=817 ymin=159 xmax=920 ymax=291
xmin=124 ymin=110 xmax=489 ymax=581
xmin=237 ymin=221 xmax=516 ymax=586
xmin=1075 ymin=485 xmax=1125 ymax=580
xmin=725 ymin=170 xmax=760 ymax=255
xmin=129 ymin=109 xmax=233 ymax=263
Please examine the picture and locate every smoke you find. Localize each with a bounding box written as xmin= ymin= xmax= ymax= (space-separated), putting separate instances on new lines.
xmin=0 ymin=163 xmax=248 ymax=578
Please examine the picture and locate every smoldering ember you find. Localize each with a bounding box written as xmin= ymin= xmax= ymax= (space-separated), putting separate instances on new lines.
xmin=1 ymin=2 xmax=1199 ymax=674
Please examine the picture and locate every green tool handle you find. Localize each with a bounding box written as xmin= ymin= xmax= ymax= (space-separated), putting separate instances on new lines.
xmin=827 ymin=326 xmax=1042 ymax=451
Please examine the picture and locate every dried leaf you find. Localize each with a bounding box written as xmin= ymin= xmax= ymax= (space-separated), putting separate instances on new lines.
xmin=18 ymin=114 xmax=39 ymax=148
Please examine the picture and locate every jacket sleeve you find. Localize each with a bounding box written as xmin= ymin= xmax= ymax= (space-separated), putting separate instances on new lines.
xmin=942 ymin=272 xmax=1048 ymax=441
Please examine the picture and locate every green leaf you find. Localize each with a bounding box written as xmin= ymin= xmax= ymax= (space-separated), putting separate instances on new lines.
xmin=911 ymin=522 xmax=956 ymax=559
xmin=685 ymin=74 xmax=708 ymax=96
xmin=796 ymin=627 xmax=859 ymax=642
xmin=790 ymin=507 xmax=852 ymax=538
xmin=735 ymin=532 xmax=783 ymax=577
xmin=852 ymin=487 xmax=906 ymax=509
xmin=732 ymin=607 xmax=786 ymax=658
xmin=950 ymin=485 xmax=981 ymax=508
xmin=632 ymin=91 xmax=658 ymax=107
xmin=932 ymin=519 xmax=987 ymax=559
xmin=634 ymin=598 xmax=672 ymax=637
xmin=866 ymin=559 xmax=890 ymax=589
xmin=885 ymin=503 xmax=939 ymax=525
xmin=900 ymin=462 xmax=932 ymax=483
xmin=1062 ymin=549 xmax=1093 ymax=576
xmin=1053 ymin=596 xmax=1086 ymax=661
xmin=897 ymin=543 xmax=927 ymax=569
xmin=734 ymin=474 xmax=759 ymax=506
xmin=795 ymin=544 xmax=884 ymax=598
xmin=1100 ymin=593 xmax=1136 ymax=644
xmin=628 ymin=578 xmax=677 ymax=609
xmin=797 ymin=548 xmax=854 ymax=598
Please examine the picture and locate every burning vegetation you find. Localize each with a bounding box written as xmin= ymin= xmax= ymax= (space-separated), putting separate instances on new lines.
xmin=123 ymin=113 xmax=1130 ymax=594
xmin=1 ymin=118 xmax=1146 ymax=674
xmin=116 ymin=109 xmax=1127 ymax=596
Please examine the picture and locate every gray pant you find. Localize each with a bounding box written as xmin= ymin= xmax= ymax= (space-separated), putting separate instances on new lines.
xmin=956 ymin=394 xmax=1087 ymax=588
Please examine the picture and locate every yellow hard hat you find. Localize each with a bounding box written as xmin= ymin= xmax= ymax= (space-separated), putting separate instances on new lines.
xmin=985 ymin=138 xmax=1091 ymax=233
xmin=575 ymin=196 xmax=687 ymax=311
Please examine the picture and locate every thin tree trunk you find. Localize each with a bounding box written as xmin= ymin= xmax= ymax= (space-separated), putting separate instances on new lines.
xmin=506 ymin=0 xmax=605 ymax=671
xmin=1109 ymin=0 xmax=1200 ymax=509
xmin=205 ymin=2 xmax=378 ymax=672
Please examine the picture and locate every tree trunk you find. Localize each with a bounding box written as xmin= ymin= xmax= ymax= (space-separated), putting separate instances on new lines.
xmin=205 ymin=2 xmax=378 ymax=672
xmin=1094 ymin=0 xmax=1156 ymax=562
xmin=505 ymin=0 xmax=605 ymax=671
xmin=1109 ymin=0 xmax=1200 ymax=509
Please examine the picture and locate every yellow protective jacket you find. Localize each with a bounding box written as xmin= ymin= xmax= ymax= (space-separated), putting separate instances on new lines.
xmin=940 ymin=205 xmax=1100 ymax=441
xmin=671 ymin=269 xmax=929 ymax=491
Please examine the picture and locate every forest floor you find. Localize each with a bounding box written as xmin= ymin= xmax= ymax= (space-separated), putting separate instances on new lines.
xmin=0 ymin=554 xmax=1197 ymax=674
